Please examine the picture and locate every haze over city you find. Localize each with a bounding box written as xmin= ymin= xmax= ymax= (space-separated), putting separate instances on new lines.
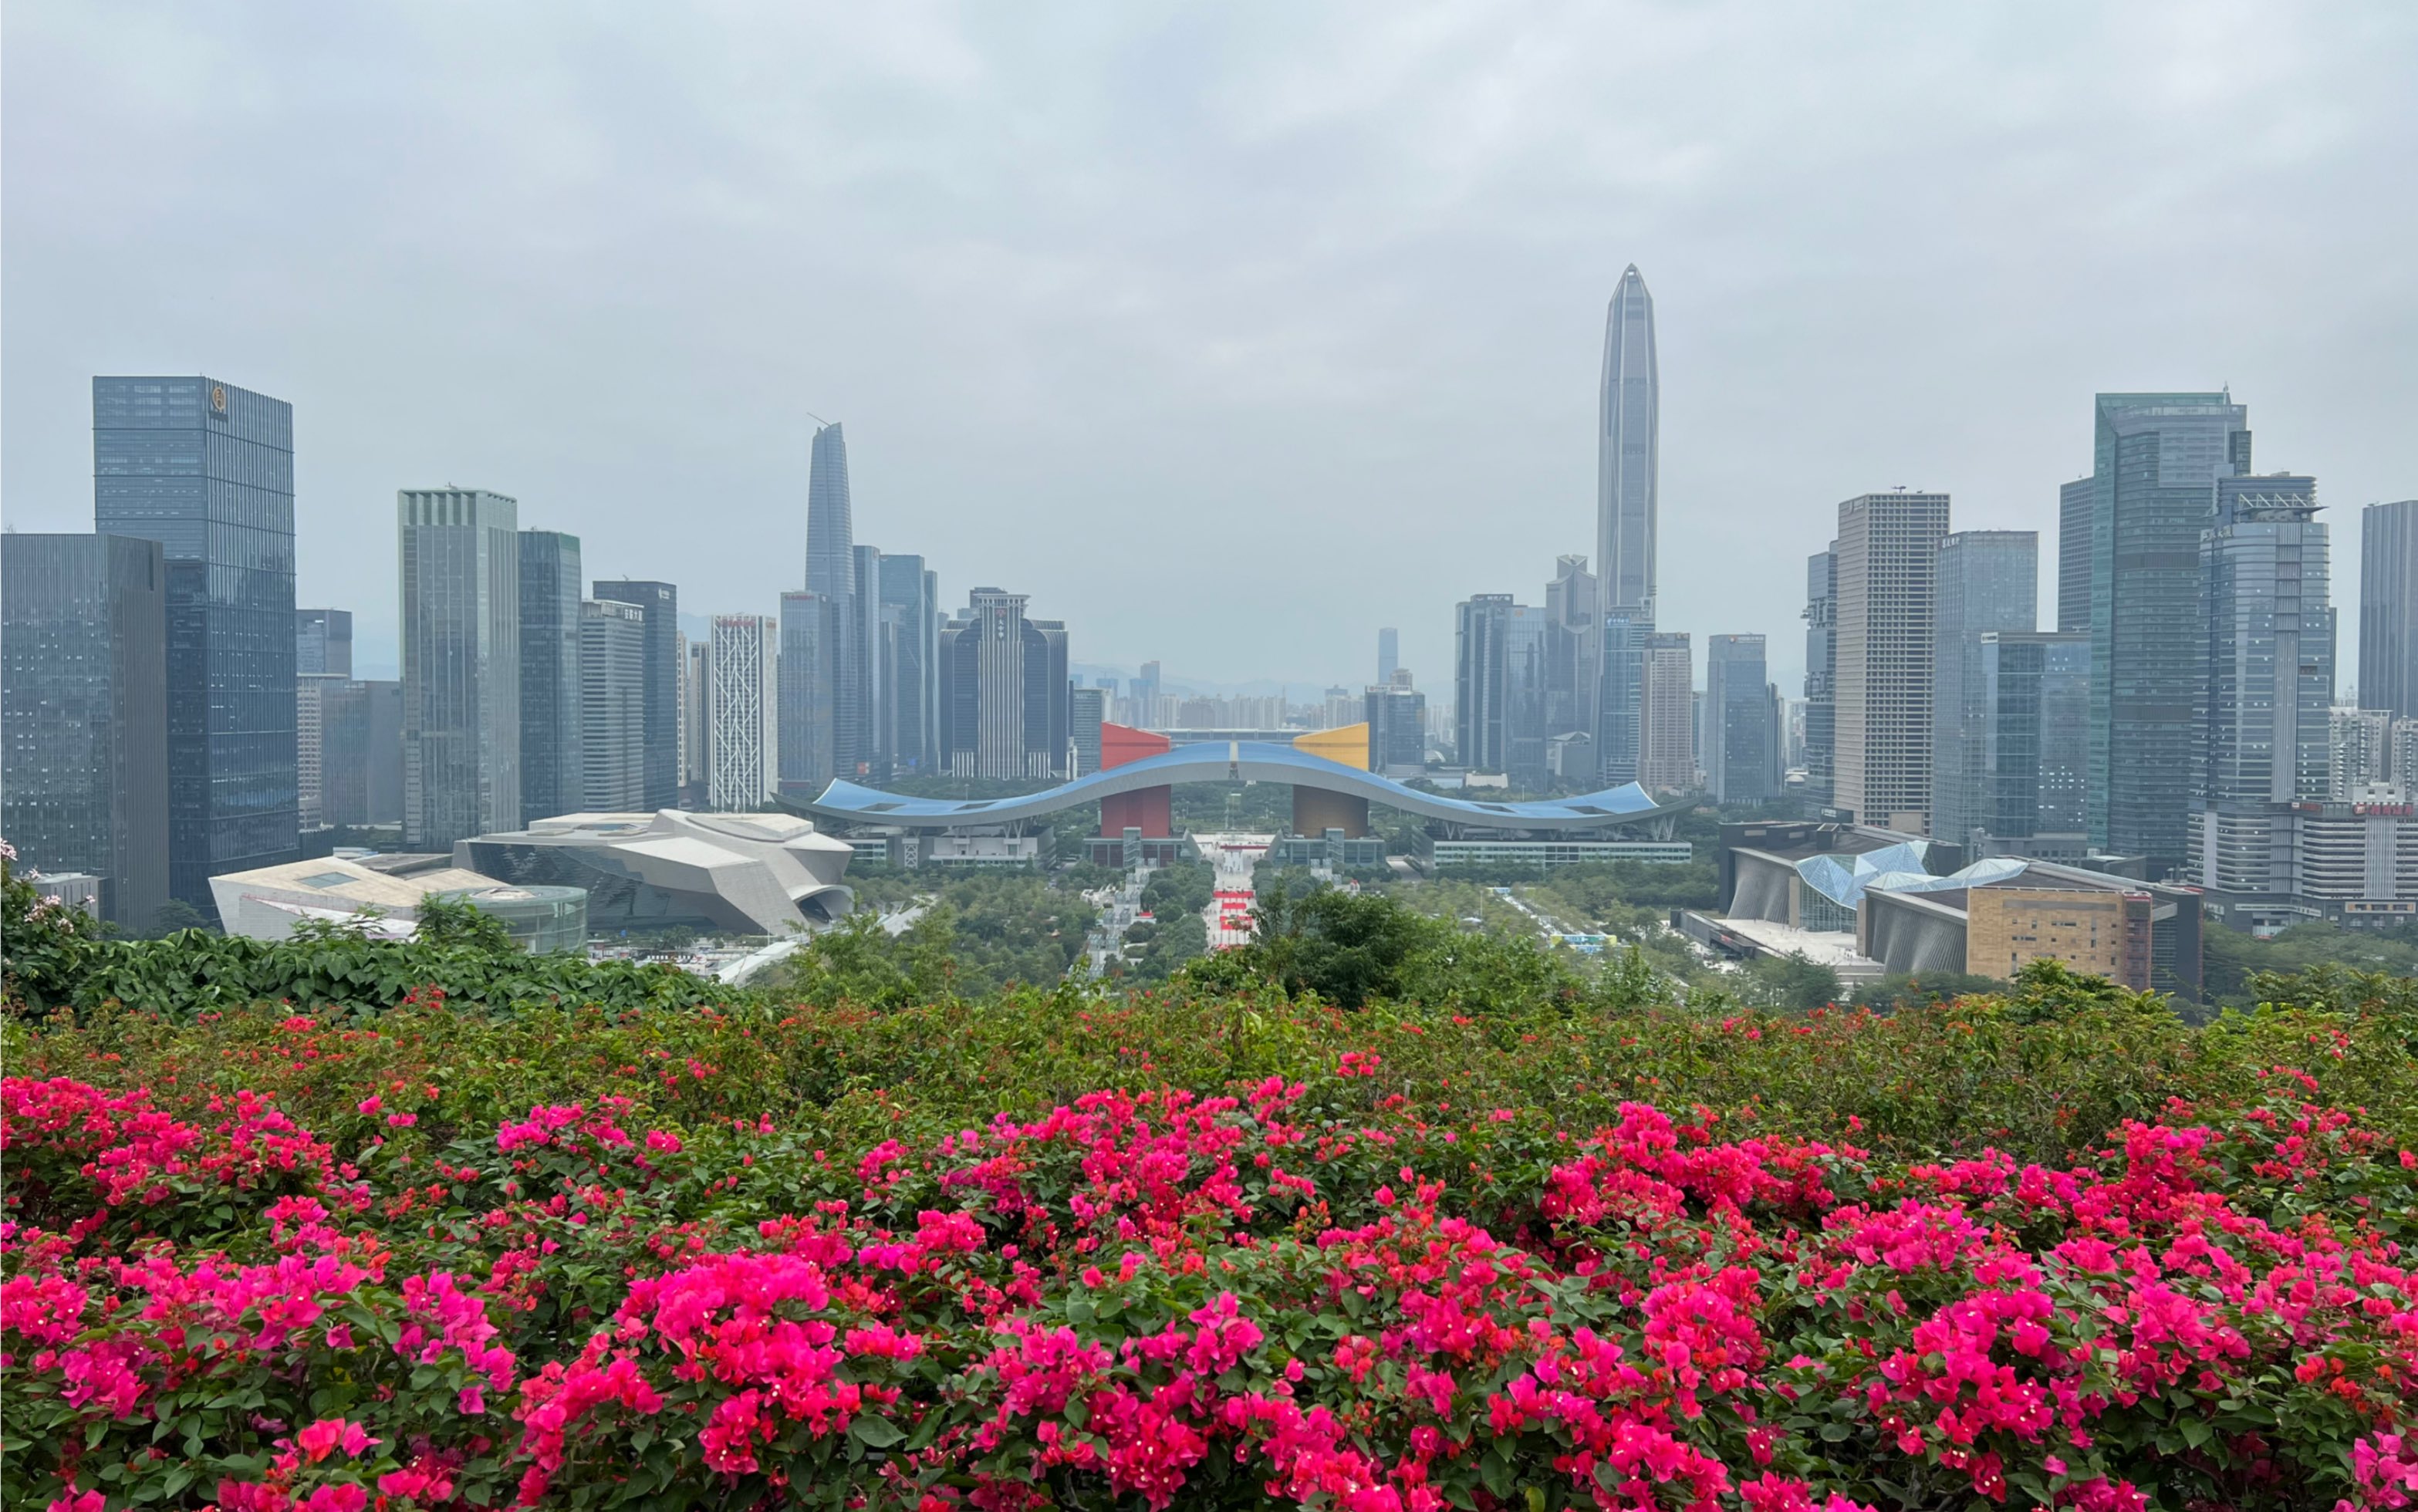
xmin=6 ymin=2 xmax=2413 ymax=687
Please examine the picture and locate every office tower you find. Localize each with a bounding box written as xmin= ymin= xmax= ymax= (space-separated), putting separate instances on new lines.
xmin=2360 ymin=500 xmax=2418 ymax=718
xmin=1638 ymin=633 xmax=1694 ymax=792
xmin=93 ymin=376 xmax=297 ymax=910
xmin=1377 ymin=627 xmax=1400 ymax=684
xmin=1977 ymin=633 xmax=2091 ymax=852
xmin=1594 ymin=607 xmax=1653 ymax=785
xmin=1366 ymin=683 xmax=1428 ymax=778
xmin=1833 ymin=491 xmax=1950 ymax=832
xmin=1545 ymin=555 xmax=1600 ymax=755
xmin=1070 ymin=686 xmax=1106 ymax=775
xmin=319 ymin=677 xmax=396 ymax=830
xmin=2058 ymin=479 xmax=2094 ymax=633
xmin=1133 ymin=661 xmax=1163 ymax=727
xmin=1596 ymin=265 xmax=1659 ymax=616
xmin=2191 ymin=474 xmax=2332 ymax=893
xmin=805 ymin=423 xmax=854 ymax=603
xmin=679 ymin=635 xmax=706 ymax=803
xmin=1704 ymin=634 xmax=1777 ymax=805
xmin=1501 ymin=605 xmax=1549 ymax=789
xmin=589 ymin=581 xmax=680 ymax=808
xmin=579 ymin=599 xmax=647 ymax=810
xmin=1802 ymin=545 xmax=1838 ymax=807
xmin=398 ymin=489 xmax=522 ymax=849
xmin=1454 ymin=596 xmax=1515 ymax=774
xmin=2331 ymin=706 xmax=2395 ymax=798
xmin=294 ymin=609 xmax=353 ymax=831
xmin=778 ymin=592 xmax=839 ymax=798
xmin=517 ymin=531 xmax=584 ymax=823
xmin=937 ymin=589 xmax=1072 ymax=780
xmin=844 ymin=544 xmax=886 ymax=776
xmin=1 ymin=533 xmax=169 ymax=926
xmin=1931 ymin=531 xmax=2039 ymax=849
xmin=708 ymin=615 xmax=780 ymax=810
xmin=878 ymin=555 xmax=940 ymax=773
xmin=2087 ymin=392 xmax=2252 ymax=874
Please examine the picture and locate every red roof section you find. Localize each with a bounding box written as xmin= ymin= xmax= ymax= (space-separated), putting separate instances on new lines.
xmin=1099 ymin=721 xmax=1171 ymax=771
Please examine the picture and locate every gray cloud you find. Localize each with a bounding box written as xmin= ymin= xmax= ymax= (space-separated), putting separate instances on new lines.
xmin=6 ymin=1 xmax=2412 ymax=691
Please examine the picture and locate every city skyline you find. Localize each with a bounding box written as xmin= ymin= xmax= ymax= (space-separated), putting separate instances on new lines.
xmin=5 ymin=6 xmax=2412 ymax=694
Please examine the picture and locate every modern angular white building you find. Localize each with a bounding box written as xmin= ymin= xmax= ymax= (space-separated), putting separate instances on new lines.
xmin=458 ymin=810 xmax=853 ymax=936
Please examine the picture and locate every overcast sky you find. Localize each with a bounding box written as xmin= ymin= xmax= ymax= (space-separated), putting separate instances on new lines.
xmin=6 ymin=2 xmax=2413 ymax=692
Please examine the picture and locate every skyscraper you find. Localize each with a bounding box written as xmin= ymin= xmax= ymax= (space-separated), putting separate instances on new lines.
xmin=2190 ymin=474 xmax=2333 ymax=893
xmin=2057 ymin=478 xmax=2094 ymax=633
xmin=94 ymin=376 xmax=297 ymax=911
xmin=1832 ymin=491 xmax=1950 ymax=833
xmin=846 ymin=544 xmax=889 ymax=777
xmin=1596 ymin=265 xmax=1658 ymax=616
xmin=680 ymin=634 xmax=708 ymax=805
xmin=805 ymin=423 xmax=854 ymax=605
xmin=1978 ymin=632 xmax=2091 ymax=852
xmin=2086 ymin=392 xmax=2251 ymax=873
xmin=878 ymin=555 xmax=941 ymax=773
xmin=1704 ymin=634 xmax=1777 ymax=805
xmin=1070 ymin=686 xmax=1106 ymax=776
xmin=1930 ymin=531 xmax=2039 ymax=850
xmin=1 ymin=533 xmax=170 ymax=927
xmin=1545 ymin=556 xmax=1600 ymax=761
xmin=708 ymin=615 xmax=779 ymax=810
xmin=399 ymin=489 xmax=522 ymax=848
xmin=1377 ymin=627 xmax=1400 ymax=685
xmin=518 ymin=531 xmax=584 ymax=824
xmin=1366 ymin=683 xmax=1427 ymax=778
xmin=1597 ymin=607 xmax=1654 ymax=785
xmin=1454 ymin=595 xmax=1544 ymax=777
xmin=579 ymin=599 xmax=647 ymax=811
xmin=778 ymin=591 xmax=839 ymax=799
xmin=294 ymin=609 xmax=353 ymax=831
xmin=1802 ymin=545 xmax=1838 ymax=807
xmin=1638 ymin=633 xmax=1695 ymax=793
xmin=1502 ymin=605 xmax=1550 ymax=790
xmin=2360 ymin=500 xmax=2418 ymax=719
xmin=589 ymin=580 xmax=680 ymax=808
xmin=1133 ymin=661 xmax=1163 ymax=727
xmin=937 ymin=589 xmax=1072 ymax=780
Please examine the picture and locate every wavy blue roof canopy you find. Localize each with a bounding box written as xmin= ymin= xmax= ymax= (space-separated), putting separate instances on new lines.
xmin=1795 ymin=841 xmax=2030 ymax=911
xmin=796 ymin=741 xmax=1680 ymax=834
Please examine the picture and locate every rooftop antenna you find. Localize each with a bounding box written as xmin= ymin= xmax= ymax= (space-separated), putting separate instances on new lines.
xmin=804 ymin=411 xmax=830 ymax=428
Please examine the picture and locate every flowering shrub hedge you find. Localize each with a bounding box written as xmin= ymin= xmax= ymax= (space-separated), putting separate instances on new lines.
xmin=7 ymin=994 xmax=2417 ymax=1511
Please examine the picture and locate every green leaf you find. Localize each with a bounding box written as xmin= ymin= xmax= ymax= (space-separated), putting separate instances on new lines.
xmin=849 ymin=1416 xmax=904 ymax=1448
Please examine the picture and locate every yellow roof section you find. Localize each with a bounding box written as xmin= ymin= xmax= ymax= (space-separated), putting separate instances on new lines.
xmin=1292 ymin=723 xmax=1369 ymax=771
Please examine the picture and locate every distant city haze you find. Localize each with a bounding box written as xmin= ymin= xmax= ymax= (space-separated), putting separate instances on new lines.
xmin=5 ymin=4 xmax=2413 ymax=690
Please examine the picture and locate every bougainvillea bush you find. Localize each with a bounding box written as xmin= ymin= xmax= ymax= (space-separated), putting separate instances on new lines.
xmin=6 ymin=985 xmax=2417 ymax=1512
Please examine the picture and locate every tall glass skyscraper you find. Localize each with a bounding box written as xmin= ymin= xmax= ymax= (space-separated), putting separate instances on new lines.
xmin=1597 ymin=607 xmax=1655 ymax=785
xmin=2 ymin=533 xmax=170 ymax=927
xmin=1704 ymin=634 xmax=1776 ymax=805
xmin=1930 ymin=531 xmax=2038 ymax=850
xmin=518 ymin=531 xmax=584 ymax=823
xmin=579 ymin=599 xmax=647 ymax=810
xmin=2086 ymin=392 xmax=2251 ymax=874
xmin=778 ymin=591 xmax=839 ymax=798
xmin=1596 ymin=265 xmax=1658 ymax=616
xmin=2190 ymin=474 xmax=2332 ymax=893
xmin=2057 ymin=478 xmax=2094 ymax=633
xmin=2360 ymin=499 xmax=2418 ymax=719
xmin=1979 ymin=632 xmax=2090 ymax=848
xmin=589 ymin=580 xmax=680 ymax=808
xmin=1801 ymin=547 xmax=1837 ymax=808
xmin=877 ymin=554 xmax=940 ymax=774
xmin=399 ymin=488 xmax=522 ymax=848
xmin=93 ymin=376 xmax=297 ymax=913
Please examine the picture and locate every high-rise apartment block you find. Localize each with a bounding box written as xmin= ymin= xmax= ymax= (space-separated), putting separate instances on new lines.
xmin=94 ymin=376 xmax=298 ymax=911
xmin=518 ymin=531 xmax=584 ymax=823
xmin=2360 ymin=500 xmax=2418 ymax=719
xmin=1638 ymin=632 xmax=1695 ymax=792
xmin=1832 ymin=491 xmax=1950 ymax=833
xmin=1704 ymin=634 xmax=1777 ymax=805
xmin=2190 ymin=474 xmax=2334 ymax=894
xmin=937 ymin=589 xmax=1071 ymax=781
xmin=399 ymin=488 xmax=521 ymax=849
xmin=2331 ymin=706 xmax=2396 ymax=798
xmin=589 ymin=581 xmax=680 ymax=808
xmin=1931 ymin=531 xmax=2038 ymax=849
xmin=1 ymin=532 xmax=170 ymax=926
xmin=708 ymin=615 xmax=779 ymax=810
xmin=579 ymin=599 xmax=647 ymax=811
xmin=2085 ymin=392 xmax=2251 ymax=875
xmin=1801 ymin=546 xmax=1837 ymax=808
xmin=2057 ymin=478 xmax=2094 ymax=633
